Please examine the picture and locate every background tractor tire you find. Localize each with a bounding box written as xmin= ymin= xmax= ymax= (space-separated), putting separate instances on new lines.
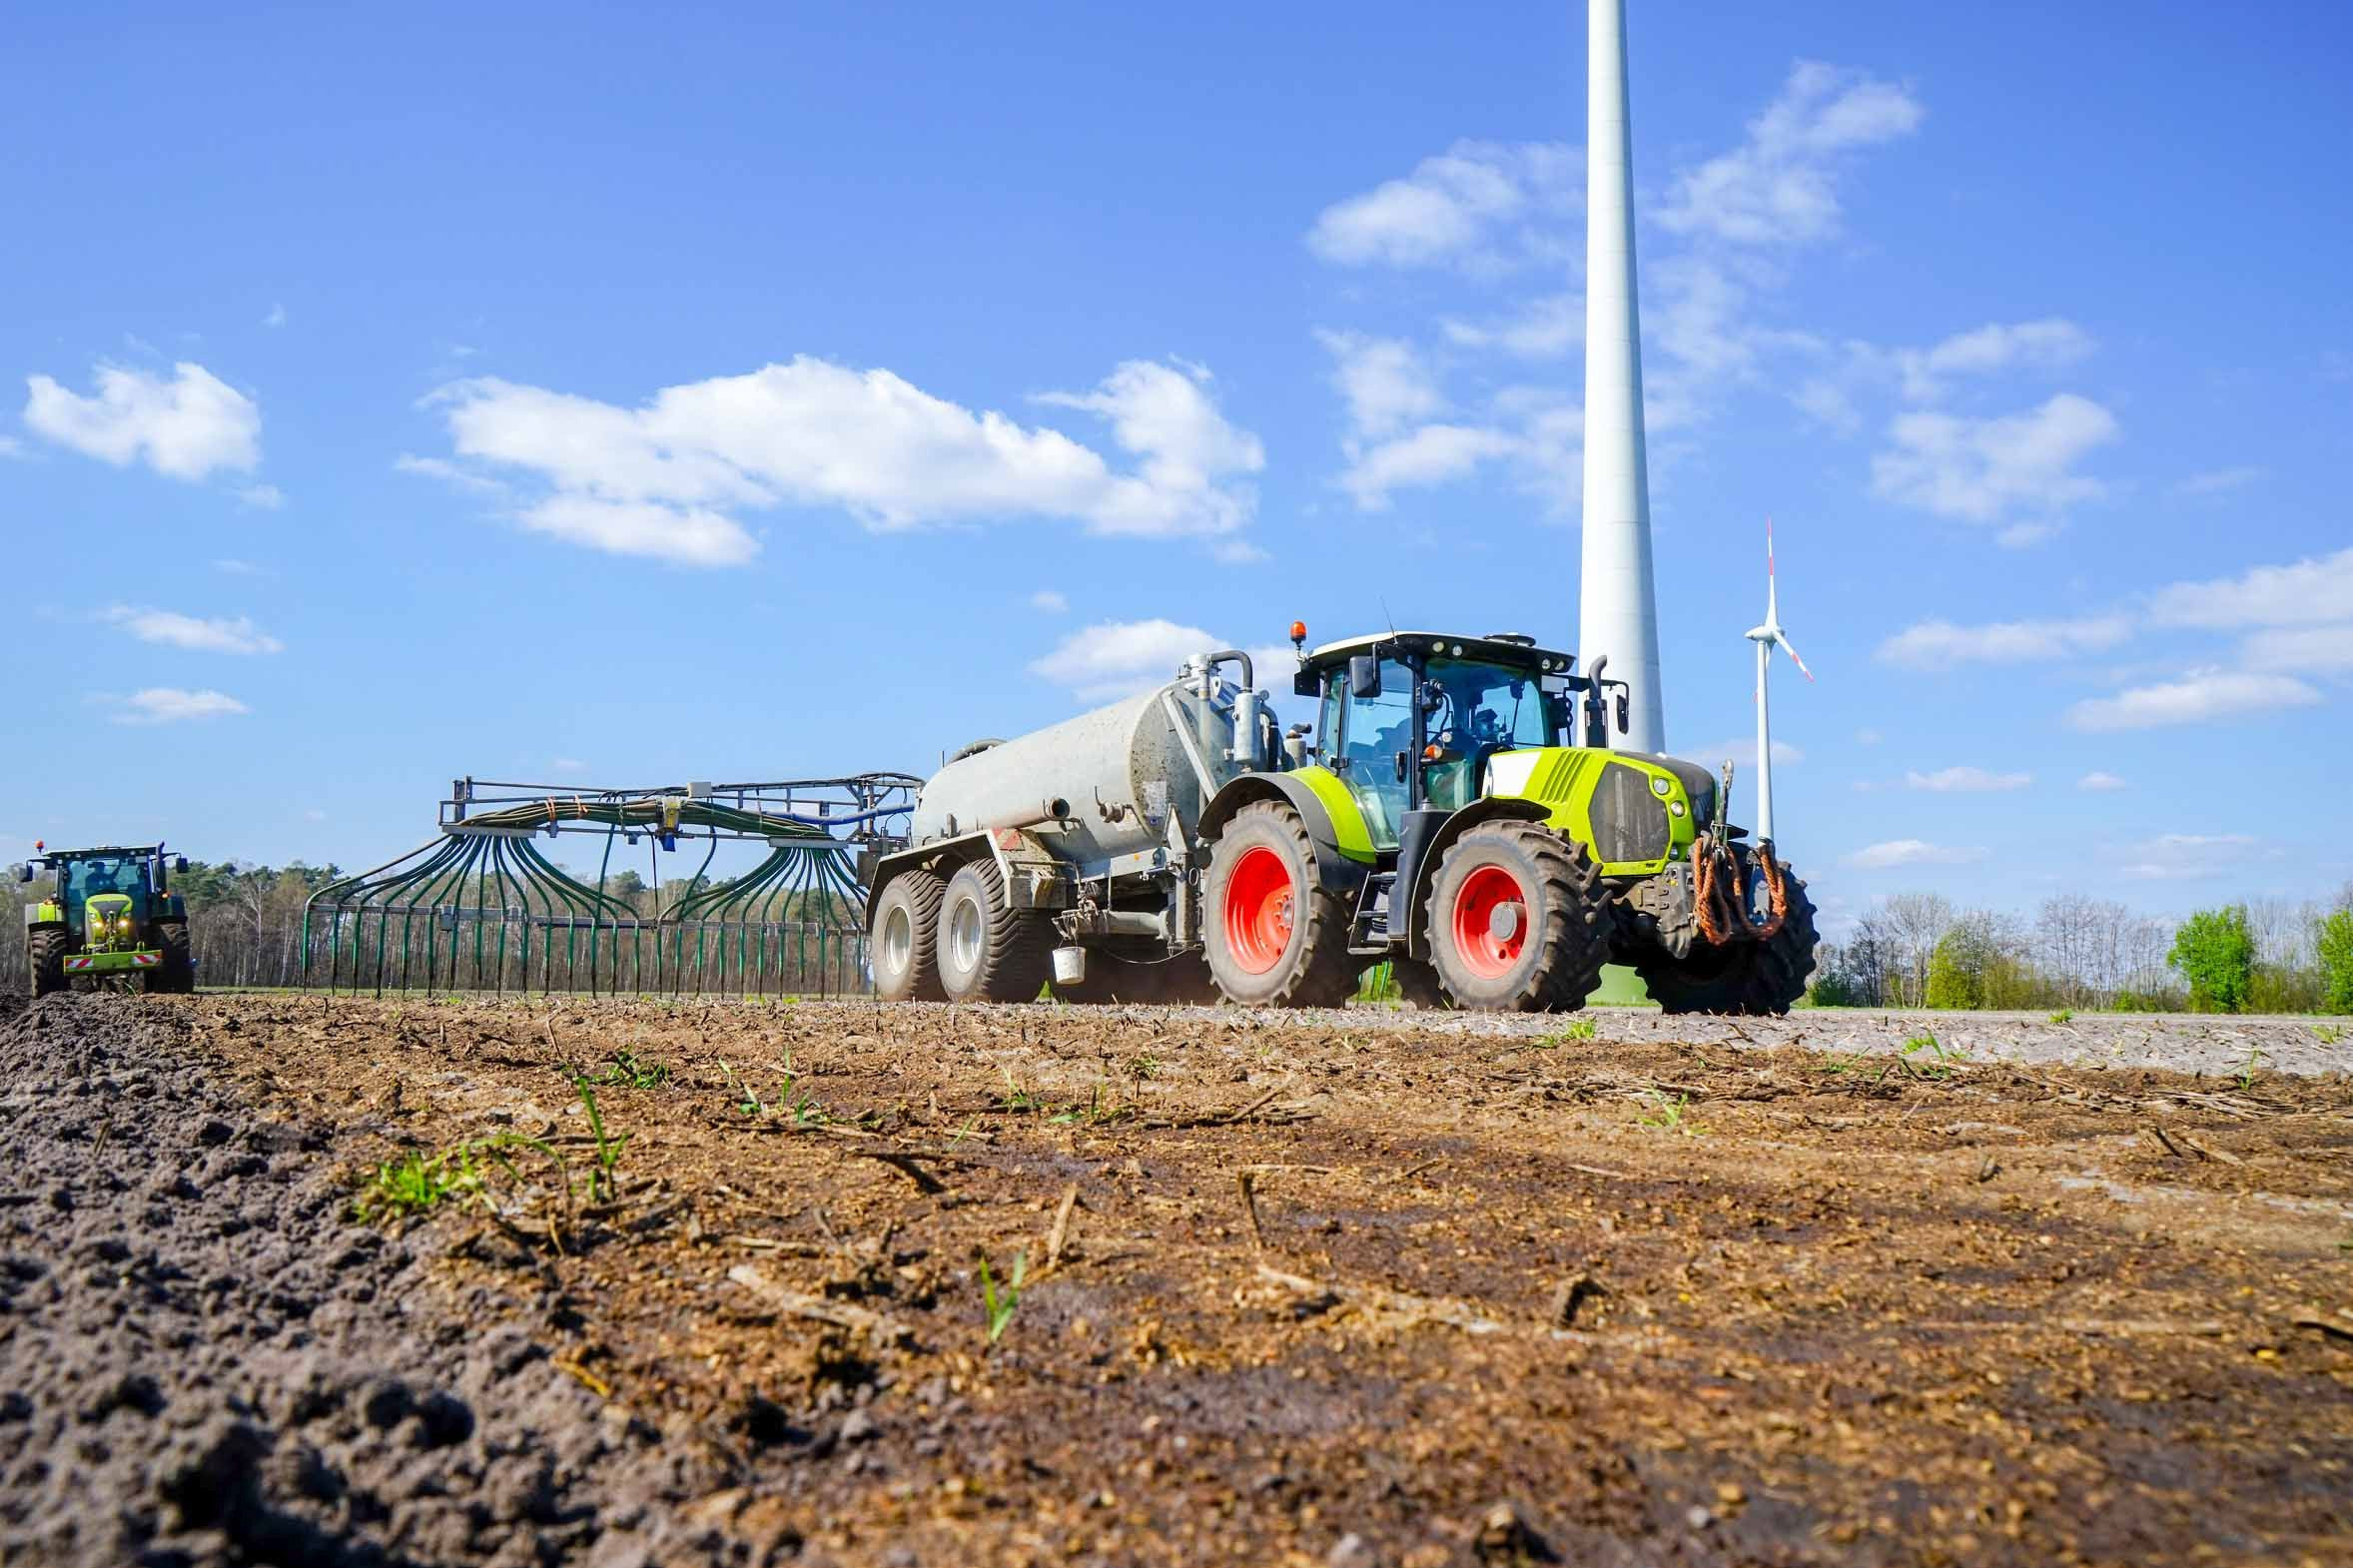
xmin=935 ymin=862 xmax=1052 ymax=1004
xmin=1424 ymin=821 xmax=1612 ymax=1012
xmin=1634 ymin=867 xmax=1820 ymax=1016
xmin=1202 ymin=801 xmax=1357 ymax=1009
xmin=28 ymin=929 xmax=70 ymax=998
xmin=150 ymin=920 xmax=195 ymax=994
xmin=870 ymin=871 xmax=949 ymax=1003
xmin=1389 ymin=957 xmax=1450 ymax=1011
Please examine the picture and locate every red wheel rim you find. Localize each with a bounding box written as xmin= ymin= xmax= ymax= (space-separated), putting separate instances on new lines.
xmin=1451 ymin=864 xmax=1529 ymax=980
xmin=1223 ymin=845 xmax=1296 ymax=975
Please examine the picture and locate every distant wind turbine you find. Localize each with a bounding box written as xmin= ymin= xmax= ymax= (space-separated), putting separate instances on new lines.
xmin=1746 ymin=517 xmax=1814 ymax=845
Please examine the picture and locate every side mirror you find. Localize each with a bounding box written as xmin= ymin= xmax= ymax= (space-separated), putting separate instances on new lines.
xmin=12 ymin=863 xmax=29 ymax=884
xmin=1348 ymin=654 xmax=1382 ymax=699
xmin=174 ymin=856 xmax=189 ymax=874
xmin=1614 ymin=692 xmax=1630 ymax=733
xmin=1292 ymin=668 xmax=1319 ymax=698
xmin=1393 ymin=751 xmax=1410 ymax=783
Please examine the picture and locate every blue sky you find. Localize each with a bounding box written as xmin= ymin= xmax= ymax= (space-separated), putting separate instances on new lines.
xmin=5 ymin=1 xmax=2349 ymax=933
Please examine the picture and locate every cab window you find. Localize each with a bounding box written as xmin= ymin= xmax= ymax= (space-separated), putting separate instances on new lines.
xmin=1336 ymin=657 xmax=1416 ymax=848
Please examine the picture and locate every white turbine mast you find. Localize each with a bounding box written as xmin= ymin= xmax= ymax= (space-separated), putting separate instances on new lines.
xmin=1577 ymin=0 xmax=1666 ymax=754
xmin=1746 ymin=516 xmax=1814 ymax=845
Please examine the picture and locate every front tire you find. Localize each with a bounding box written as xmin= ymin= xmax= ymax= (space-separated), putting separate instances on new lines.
xmin=151 ymin=920 xmax=195 ymax=994
xmin=29 ymin=929 xmax=69 ymax=998
xmin=1202 ymin=802 xmax=1357 ymax=1008
xmin=1425 ymin=821 xmax=1612 ymax=1012
xmin=870 ymin=871 xmax=948 ymax=1002
xmin=935 ymin=862 xmax=1051 ymax=1004
xmin=1635 ymin=866 xmax=1819 ymax=1016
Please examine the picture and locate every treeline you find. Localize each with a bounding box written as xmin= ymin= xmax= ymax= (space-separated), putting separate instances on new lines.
xmin=1811 ymin=886 xmax=2353 ymax=1015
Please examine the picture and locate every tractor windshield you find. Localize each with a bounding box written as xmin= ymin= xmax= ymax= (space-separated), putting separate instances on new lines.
xmin=1421 ymin=658 xmax=1564 ymax=812
xmin=66 ymin=859 xmax=147 ymax=918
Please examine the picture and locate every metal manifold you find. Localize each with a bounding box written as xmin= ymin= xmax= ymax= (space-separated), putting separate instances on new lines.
xmin=301 ymin=774 xmax=919 ymax=998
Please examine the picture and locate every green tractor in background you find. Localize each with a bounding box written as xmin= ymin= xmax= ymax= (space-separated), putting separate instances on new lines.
xmin=16 ymin=843 xmax=204 ymax=996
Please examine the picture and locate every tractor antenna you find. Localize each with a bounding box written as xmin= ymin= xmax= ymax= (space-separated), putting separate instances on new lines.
xmin=1380 ymin=597 xmax=1396 ymax=638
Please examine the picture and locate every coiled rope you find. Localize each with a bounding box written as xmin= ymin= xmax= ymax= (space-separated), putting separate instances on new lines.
xmin=1691 ymin=832 xmax=1789 ymax=945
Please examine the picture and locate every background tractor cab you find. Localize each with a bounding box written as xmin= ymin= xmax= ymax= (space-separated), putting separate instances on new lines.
xmin=16 ymin=843 xmax=203 ymax=995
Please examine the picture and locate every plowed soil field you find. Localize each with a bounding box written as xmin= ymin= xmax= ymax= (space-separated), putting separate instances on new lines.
xmin=3 ymin=992 xmax=2350 ymax=1567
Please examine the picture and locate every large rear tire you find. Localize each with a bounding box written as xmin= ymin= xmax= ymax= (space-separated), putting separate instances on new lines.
xmin=935 ymin=862 xmax=1051 ymax=1004
xmin=150 ymin=920 xmax=195 ymax=994
xmin=29 ymin=929 xmax=69 ymax=998
xmin=1634 ymin=865 xmax=1819 ymax=1016
xmin=870 ymin=871 xmax=948 ymax=1002
xmin=1202 ymin=801 xmax=1357 ymax=1009
xmin=1424 ymin=821 xmax=1612 ymax=1012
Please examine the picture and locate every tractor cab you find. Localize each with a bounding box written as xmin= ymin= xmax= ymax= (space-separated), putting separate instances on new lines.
xmin=1289 ymin=631 xmax=1584 ymax=848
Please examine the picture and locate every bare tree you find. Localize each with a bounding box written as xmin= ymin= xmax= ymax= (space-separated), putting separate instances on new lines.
xmin=1878 ymin=893 xmax=1957 ymax=1009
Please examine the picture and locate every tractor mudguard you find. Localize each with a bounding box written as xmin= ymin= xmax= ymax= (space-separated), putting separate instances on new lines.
xmin=1198 ymin=772 xmax=1374 ymax=897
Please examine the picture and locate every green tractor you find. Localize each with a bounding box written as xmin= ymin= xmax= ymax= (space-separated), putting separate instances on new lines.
xmin=1201 ymin=629 xmax=1818 ymax=1014
xmin=16 ymin=843 xmax=203 ymax=997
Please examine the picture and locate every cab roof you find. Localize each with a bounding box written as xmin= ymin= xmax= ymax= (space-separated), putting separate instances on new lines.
xmin=1298 ymin=630 xmax=1575 ymax=674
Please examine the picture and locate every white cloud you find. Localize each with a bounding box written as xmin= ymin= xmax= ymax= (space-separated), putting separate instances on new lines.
xmin=1842 ymin=839 xmax=1989 ymax=870
xmin=1315 ymin=331 xmax=1444 ymax=439
xmin=2242 ymin=622 xmax=2353 ymax=675
xmin=2179 ymin=465 xmax=2262 ymax=495
xmin=394 ymin=451 xmax=507 ymax=494
xmin=1695 ymin=737 xmax=1804 ymax=769
xmin=2065 ymin=668 xmax=2322 ymax=731
xmin=427 ymin=356 xmax=1263 ymax=566
xmin=1657 ymin=61 xmax=1923 ymax=248
xmin=1439 ymin=294 xmax=1581 ymax=360
xmin=516 ymin=496 xmax=760 ymax=567
xmin=1029 ymin=589 xmax=1069 ymax=613
xmin=102 ymin=606 xmax=283 ymax=655
xmin=1906 ymin=766 xmax=2031 ymax=792
xmin=2077 ymin=771 xmax=2128 ymax=791
xmin=1338 ymin=423 xmax=1519 ymax=511
xmin=1305 ymin=141 xmax=1574 ymax=271
xmin=1870 ymin=393 xmax=2119 ymax=527
xmin=111 ymin=688 xmax=249 ymax=725
xmin=1896 ymin=319 xmax=2092 ymax=402
xmin=1876 ymin=613 xmax=2130 ymax=668
xmin=1029 ymin=618 xmax=1219 ymax=703
xmin=211 ymin=558 xmax=266 ymax=576
xmin=23 ymin=361 xmax=261 ymax=481
xmin=2114 ymin=832 xmax=2261 ymax=882
xmin=238 ymin=482 xmax=284 ymax=510
xmin=1855 ymin=727 xmax=1883 ymax=745
xmin=550 ymin=758 xmax=589 ymax=775
xmin=2145 ymin=545 xmax=2353 ymax=629
xmin=263 ymin=304 xmax=287 ymax=329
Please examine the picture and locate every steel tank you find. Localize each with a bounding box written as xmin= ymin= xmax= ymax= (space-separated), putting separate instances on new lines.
xmin=911 ymin=669 xmax=1256 ymax=870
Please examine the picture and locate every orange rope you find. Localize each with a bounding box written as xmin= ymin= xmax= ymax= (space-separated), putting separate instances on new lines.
xmin=1692 ymin=832 xmax=1787 ymax=945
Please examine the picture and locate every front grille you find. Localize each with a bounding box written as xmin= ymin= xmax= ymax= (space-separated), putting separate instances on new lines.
xmin=1591 ymin=762 xmax=1671 ymax=864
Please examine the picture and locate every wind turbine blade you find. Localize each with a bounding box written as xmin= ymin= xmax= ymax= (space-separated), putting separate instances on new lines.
xmin=1765 ymin=515 xmax=1779 ymax=621
xmin=1775 ymin=631 xmax=1816 ymax=683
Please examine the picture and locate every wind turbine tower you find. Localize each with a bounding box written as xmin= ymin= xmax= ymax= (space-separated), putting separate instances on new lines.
xmin=1747 ymin=518 xmax=1815 ymax=845
xmin=1578 ymin=0 xmax=1666 ymax=754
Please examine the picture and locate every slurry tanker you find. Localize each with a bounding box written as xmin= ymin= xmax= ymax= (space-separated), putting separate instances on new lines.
xmin=865 ymin=626 xmax=1815 ymax=1013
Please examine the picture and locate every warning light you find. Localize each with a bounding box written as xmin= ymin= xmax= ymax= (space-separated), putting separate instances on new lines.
xmin=1288 ymin=620 xmax=1307 ymax=646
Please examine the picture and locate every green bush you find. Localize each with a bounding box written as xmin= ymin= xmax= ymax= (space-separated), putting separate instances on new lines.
xmin=2318 ymin=909 xmax=2353 ymax=1016
xmin=2168 ymin=905 xmax=2255 ymax=1014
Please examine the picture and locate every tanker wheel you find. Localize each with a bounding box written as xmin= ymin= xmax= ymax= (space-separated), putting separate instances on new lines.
xmin=1424 ymin=821 xmax=1612 ymax=1012
xmin=1635 ymin=865 xmax=1819 ymax=1016
xmin=29 ymin=929 xmax=70 ymax=998
xmin=871 ymin=870 xmax=949 ymax=1002
xmin=936 ymin=862 xmax=1052 ymax=1004
xmin=1389 ymin=956 xmax=1450 ymax=1011
xmin=150 ymin=920 xmax=195 ymax=994
xmin=1202 ymin=801 xmax=1356 ymax=1009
